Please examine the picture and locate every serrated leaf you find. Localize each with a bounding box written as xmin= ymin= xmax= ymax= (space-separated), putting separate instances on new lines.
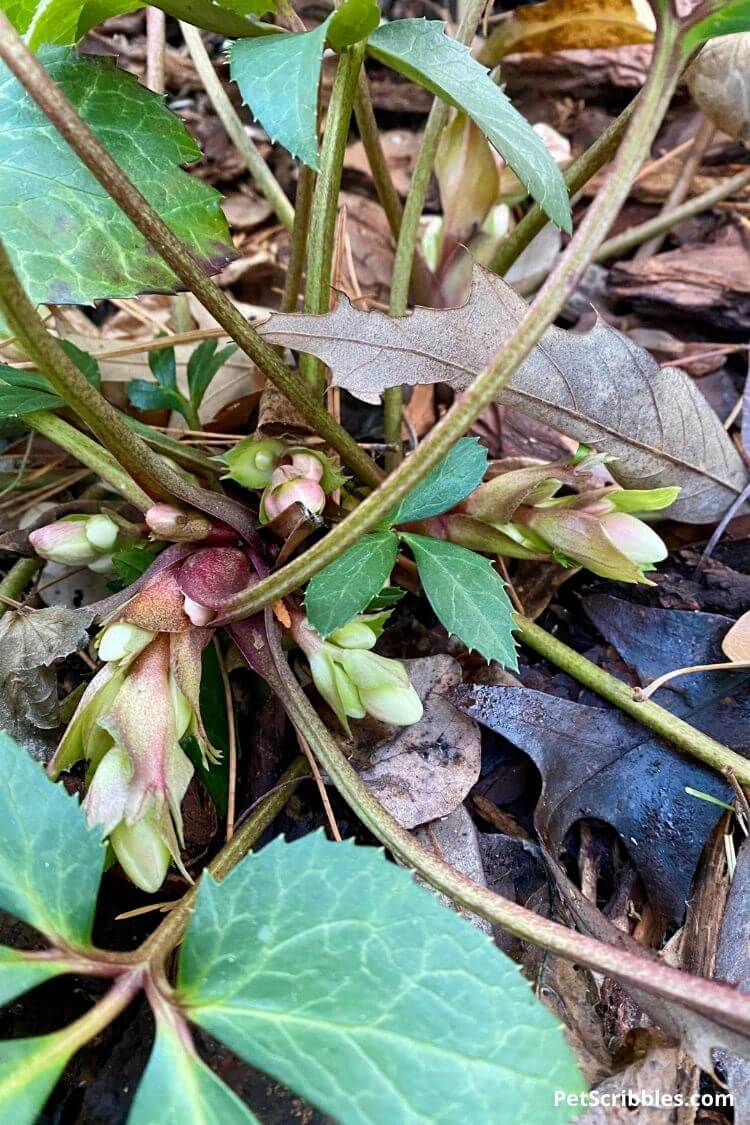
xmin=0 ymin=1030 xmax=78 ymax=1125
xmin=366 ymin=585 xmax=405 ymax=612
xmin=367 ymin=20 xmax=571 ymax=232
xmin=128 ymin=1021 xmax=258 ymax=1124
xmin=258 ymin=264 xmax=747 ymax=523
xmin=305 ymin=530 xmax=399 ymax=637
xmin=110 ymin=542 xmax=161 ymax=589
xmin=0 ymin=48 xmax=233 ymax=333
xmin=187 ymin=340 xmax=238 ymax=411
xmin=401 ymin=532 xmax=518 ymax=667
xmin=389 ymin=436 xmax=487 ymax=525
xmin=327 ymin=0 xmax=380 ymax=51
xmin=178 ymin=833 xmax=582 ymax=1124
xmin=58 ymin=339 xmax=102 ymax=388
xmin=685 ymin=1 xmax=750 ymax=52
xmin=0 ymin=946 xmax=75 ymax=1008
xmin=0 ymin=731 xmax=104 ymax=945
xmin=481 ymin=0 xmax=654 ymax=64
xmin=149 ymin=345 xmax=177 ymax=391
xmin=229 ymin=20 xmax=330 ymax=170
xmin=126 ymin=380 xmax=186 ymax=417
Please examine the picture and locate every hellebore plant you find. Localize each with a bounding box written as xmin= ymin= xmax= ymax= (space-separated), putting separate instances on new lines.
xmin=290 ymin=610 xmax=424 ymax=732
xmin=29 ymin=511 xmax=137 ymax=574
xmin=419 ymin=457 xmax=680 ymax=584
xmin=219 ymin=436 xmax=347 ymax=522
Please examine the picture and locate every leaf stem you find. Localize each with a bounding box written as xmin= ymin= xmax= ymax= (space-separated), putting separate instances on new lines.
xmin=264 ymin=619 xmax=750 ymax=1033
xmin=490 ymin=98 xmax=638 ymax=277
xmin=220 ymin=16 xmax=683 ymax=622
xmin=301 ymin=43 xmax=365 ymax=394
xmin=180 ymin=22 xmax=295 ymax=233
xmin=281 ymin=165 xmax=316 ymax=313
xmin=0 ymin=556 xmax=41 ymax=617
xmin=594 ymin=165 xmax=750 ymax=262
xmin=384 ymin=0 xmax=488 ymax=466
xmin=517 ymin=616 xmax=750 ymax=786
xmin=0 ymin=17 xmax=382 ymax=490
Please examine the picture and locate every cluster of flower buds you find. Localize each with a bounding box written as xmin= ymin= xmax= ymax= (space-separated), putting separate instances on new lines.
xmin=290 ymin=611 xmax=423 ymax=732
xmin=414 ymin=457 xmax=679 ymax=584
xmin=49 ymin=545 xmax=252 ymax=891
xmin=218 ymin=437 xmax=346 ymax=522
xmin=29 ymin=512 xmax=133 ymax=574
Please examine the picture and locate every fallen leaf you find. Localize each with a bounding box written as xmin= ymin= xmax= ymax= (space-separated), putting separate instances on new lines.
xmin=452 ymin=596 xmax=750 ymax=919
xmin=481 ymin=0 xmax=654 ymax=66
xmin=0 ymin=605 xmax=93 ymax=744
xmin=414 ymin=804 xmax=494 ymax=936
xmin=715 ymin=837 xmax=750 ymax=1122
xmin=259 ymin=264 xmax=747 ymax=522
xmin=722 ymin=610 xmax=750 ymax=662
xmin=352 ymin=655 xmax=481 ymax=829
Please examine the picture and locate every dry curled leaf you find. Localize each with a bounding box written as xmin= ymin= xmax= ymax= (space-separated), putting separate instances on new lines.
xmin=481 ymin=0 xmax=654 ymax=65
xmin=0 ymin=604 xmax=93 ymax=744
xmin=687 ymin=33 xmax=750 ymax=143
xmin=259 ymin=265 xmax=747 ymax=522
xmin=722 ymin=610 xmax=750 ymax=664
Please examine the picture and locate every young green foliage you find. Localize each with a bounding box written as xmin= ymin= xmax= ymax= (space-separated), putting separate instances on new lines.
xmin=305 ymin=438 xmax=518 ymax=664
xmin=178 ymin=833 xmax=583 ymax=1124
xmin=0 ymin=946 xmax=76 ymax=1008
xmin=684 ymin=1 xmax=750 ymax=53
xmin=0 ymin=731 xmax=104 ymax=946
xmin=0 ymin=48 xmax=232 ymax=333
xmin=367 ymin=19 xmax=572 ymax=232
xmin=0 ymin=1030 xmax=80 ymax=1124
xmin=127 ymin=340 xmax=236 ymax=428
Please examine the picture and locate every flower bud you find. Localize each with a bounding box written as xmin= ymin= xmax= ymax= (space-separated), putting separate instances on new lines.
xmin=435 ymin=112 xmax=499 ymax=258
xmin=220 ymin=436 xmax=286 ymax=490
xmin=85 ymin=513 xmax=119 ymax=552
xmin=599 ymin=512 xmax=668 ymax=567
xmin=30 ymin=518 xmax=100 ymax=566
xmin=336 ymin=649 xmax=424 ymax=726
xmin=329 ymin=620 xmax=378 ymax=650
xmin=182 ymin=595 xmax=215 ymax=627
xmin=97 ymin=622 xmax=155 ymax=663
xmin=263 ymin=469 xmax=326 ymax=520
xmin=110 ymin=814 xmax=171 ymax=894
xmin=145 ymin=504 xmax=212 ymax=542
xmin=289 ymin=451 xmax=324 ymax=482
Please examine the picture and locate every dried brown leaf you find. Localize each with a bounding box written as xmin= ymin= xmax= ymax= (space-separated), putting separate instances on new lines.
xmin=482 ymin=0 xmax=654 ymax=64
xmin=259 ymin=265 xmax=747 ymax=522
xmin=687 ymin=33 xmax=750 ymax=143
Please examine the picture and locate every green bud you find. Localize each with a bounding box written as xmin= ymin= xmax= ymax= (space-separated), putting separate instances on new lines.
xmin=220 ymin=437 xmax=287 ymax=490
xmin=110 ymin=813 xmax=171 ymax=894
xmin=85 ymin=513 xmax=119 ymax=552
xmin=97 ymin=622 xmax=155 ymax=663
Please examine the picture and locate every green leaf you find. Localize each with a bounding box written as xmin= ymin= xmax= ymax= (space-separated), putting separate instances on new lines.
xmin=109 ymin=542 xmax=161 ymax=589
xmin=4 ymin=0 xmax=92 ymax=47
xmin=128 ymin=1020 xmax=258 ymax=1124
xmin=182 ymin=644 xmax=230 ymax=818
xmin=0 ymin=1030 xmax=77 ymax=1125
xmin=305 ymin=530 xmax=399 ymax=636
xmin=0 ymin=48 xmax=233 ymax=333
xmin=0 ymin=385 xmax=65 ymax=417
xmin=149 ymin=346 xmax=177 ymax=391
xmin=178 ymin=833 xmax=583 ymax=1124
xmin=367 ymin=20 xmax=572 ymax=232
xmin=684 ymin=1 xmax=750 ymax=51
xmin=187 ymin=340 xmax=237 ymax=411
xmin=59 ymin=339 xmax=102 ymax=389
xmin=0 ymin=946 xmax=74 ymax=1008
xmin=327 ymin=0 xmax=380 ymax=51
xmin=366 ymin=585 xmax=405 ymax=612
xmin=229 ymin=19 xmax=331 ymax=170
xmin=0 ymin=732 xmax=104 ymax=945
xmin=389 ymin=436 xmax=488 ymax=525
xmin=126 ymin=380 xmax=186 ymax=418
xmin=401 ymin=532 xmax=518 ymax=667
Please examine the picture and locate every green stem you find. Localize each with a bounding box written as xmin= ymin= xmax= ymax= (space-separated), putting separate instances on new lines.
xmin=0 ymin=556 xmax=41 ymax=616
xmin=517 ymin=616 xmax=750 ymax=786
xmin=301 ymin=43 xmax=365 ymax=395
xmin=490 ymin=97 xmax=638 ymax=277
xmin=221 ymin=17 xmax=683 ymax=623
xmin=266 ymin=622 xmax=750 ymax=1032
xmin=0 ymin=18 xmax=382 ymax=491
xmin=133 ymin=756 xmax=309 ymax=967
xmin=594 ymin=165 xmax=750 ymax=262
xmin=384 ymin=0 xmax=489 ymax=467
xmin=24 ymin=410 xmax=152 ymax=509
xmin=281 ymin=165 xmax=315 ymax=313
xmin=180 ymin=22 xmax=295 ymax=233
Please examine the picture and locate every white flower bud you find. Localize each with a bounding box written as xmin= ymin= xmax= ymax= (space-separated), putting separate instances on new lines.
xmin=98 ymin=622 xmax=155 ymax=663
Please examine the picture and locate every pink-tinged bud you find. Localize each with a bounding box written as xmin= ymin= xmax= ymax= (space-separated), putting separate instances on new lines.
xmin=289 ymin=452 xmax=324 ymax=482
xmin=110 ymin=814 xmax=171 ymax=893
xmin=435 ymin=113 xmax=499 ymax=257
xmin=145 ymin=504 xmax=212 ymax=542
xmin=182 ymin=595 xmax=215 ymax=627
xmin=177 ymin=547 xmax=251 ymax=610
xmin=263 ymin=472 xmax=326 ymax=520
xmin=600 ymin=512 xmax=668 ymax=567
xmin=84 ymin=745 xmax=131 ymax=836
xmin=30 ymin=519 xmax=100 ymax=566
